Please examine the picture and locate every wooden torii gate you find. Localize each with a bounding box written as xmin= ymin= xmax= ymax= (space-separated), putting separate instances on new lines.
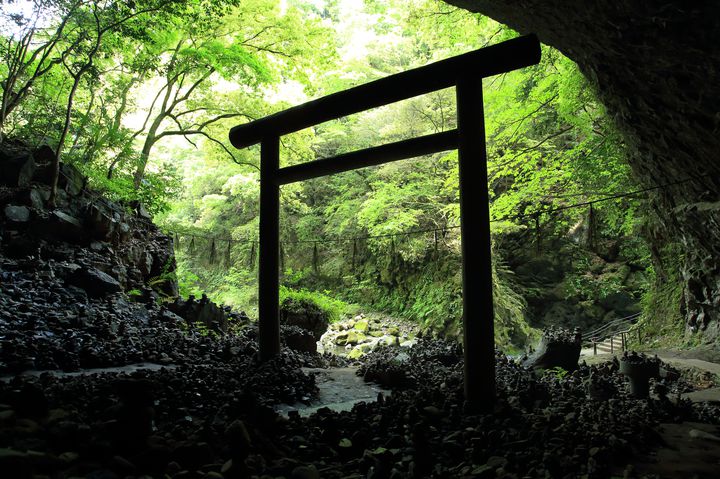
xmin=229 ymin=35 xmax=541 ymax=409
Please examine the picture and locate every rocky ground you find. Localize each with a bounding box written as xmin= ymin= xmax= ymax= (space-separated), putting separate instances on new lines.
xmin=1 ymin=144 xmax=720 ymax=478
xmin=2 ymin=337 xmax=720 ymax=479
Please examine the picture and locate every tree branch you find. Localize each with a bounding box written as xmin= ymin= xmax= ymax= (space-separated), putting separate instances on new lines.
xmin=155 ymin=129 xmax=259 ymax=171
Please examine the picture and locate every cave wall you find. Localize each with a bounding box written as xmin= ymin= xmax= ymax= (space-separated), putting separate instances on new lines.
xmin=445 ymin=0 xmax=720 ymax=339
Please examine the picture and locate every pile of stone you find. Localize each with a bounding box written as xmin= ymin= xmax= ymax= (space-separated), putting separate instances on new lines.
xmin=320 ymin=313 xmax=418 ymax=359
xmin=2 ymin=142 xmax=720 ymax=478
xmin=1 ymin=337 xmax=718 ymax=478
xmin=0 ymin=142 xmax=259 ymax=374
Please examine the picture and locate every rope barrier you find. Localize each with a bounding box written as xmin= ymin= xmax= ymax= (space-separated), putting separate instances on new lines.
xmin=53 ymin=161 xmax=704 ymax=263
xmin=162 ymin=175 xmax=702 ymax=247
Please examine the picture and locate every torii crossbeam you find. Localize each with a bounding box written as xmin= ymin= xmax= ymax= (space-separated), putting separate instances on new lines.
xmin=229 ymin=34 xmax=541 ymax=410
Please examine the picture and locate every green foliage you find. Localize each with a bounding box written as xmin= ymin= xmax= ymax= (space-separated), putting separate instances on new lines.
xmin=279 ymin=286 xmax=355 ymax=323
xmin=634 ymin=244 xmax=685 ymax=348
xmin=193 ymin=321 xmax=219 ymax=339
xmin=155 ymin=0 xmax=648 ymax=350
xmin=78 ymin=159 xmax=182 ymax=216
xmin=176 ymin=265 xmax=204 ymax=299
xmin=544 ymin=366 xmax=569 ymax=380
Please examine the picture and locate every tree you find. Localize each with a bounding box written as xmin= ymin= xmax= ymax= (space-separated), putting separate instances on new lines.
xmin=0 ymin=0 xmax=81 ymax=142
xmin=48 ymin=0 xmax=182 ymax=205
xmin=128 ymin=0 xmax=335 ymax=187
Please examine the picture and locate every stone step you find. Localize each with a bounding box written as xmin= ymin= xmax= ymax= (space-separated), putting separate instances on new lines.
xmin=594 ymin=336 xmax=627 ymax=354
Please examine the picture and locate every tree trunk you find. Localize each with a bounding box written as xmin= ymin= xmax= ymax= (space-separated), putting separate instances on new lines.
xmin=48 ymin=72 xmax=83 ymax=207
xmin=133 ymin=116 xmax=162 ymax=187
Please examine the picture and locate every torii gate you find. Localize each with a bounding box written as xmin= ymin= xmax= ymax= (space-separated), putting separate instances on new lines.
xmin=229 ymin=35 xmax=541 ymax=410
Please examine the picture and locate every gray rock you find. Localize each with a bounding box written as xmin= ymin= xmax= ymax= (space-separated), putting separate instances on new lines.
xmin=280 ymin=298 xmax=330 ymax=340
xmin=58 ymin=163 xmax=85 ymax=195
xmin=68 ymin=267 xmax=122 ymax=297
xmin=0 ymin=148 xmax=35 ymax=187
xmin=86 ymin=203 xmax=117 ymax=239
xmin=515 ymin=257 xmax=564 ymax=284
xmin=0 ymin=448 xmax=31 ymax=477
xmin=292 ymin=465 xmax=320 ymax=479
xmin=167 ymin=296 xmax=228 ymax=333
xmin=54 ymin=210 xmax=84 ymax=239
xmin=32 ymin=210 xmax=86 ymax=243
xmin=16 ymin=188 xmax=47 ymax=210
xmin=284 ymin=328 xmax=317 ymax=353
xmin=522 ymin=327 xmax=581 ymax=371
xmin=4 ymin=205 xmax=30 ymax=223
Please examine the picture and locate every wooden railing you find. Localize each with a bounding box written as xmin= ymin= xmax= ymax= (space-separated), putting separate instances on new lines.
xmin=229 ymin=35 xmax=541 ymax=409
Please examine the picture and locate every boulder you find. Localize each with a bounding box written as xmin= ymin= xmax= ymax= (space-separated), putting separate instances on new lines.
xmin=522 ymin=327 xmax=581 ymax=371
xmin=346 ymin=331 xmax=362 ymax=345
xmin=67 ymin=267 xmax=122 ymax=297
xmin=347 ymin=348 xmax=364 ymax=360
xmin=4 ymin=205 xmax=30 ymax=223
xmin=53 ymin=211 xmax=84 ymax=239
xmin=14 ymin=188 xmax=47 ymax=210
xmin=335 ymin=331 xmax=349 ymax=346
xmin=379 ymin=335 xmax=398 ymax=346
xmin=32 ymin=144 xmax=54 ymax=163
xmin=31 ymin=210 xmax=85 ymax=243
xmin=167 ymin=295 xmax=228 ymax=334
xmin=280 ymin=298 xmax=330 ymax=340
xmin=282 ymin=326 xmax=317 ymax=353
xmin=58 ymin=163 xmax=85 ymax=196
xmin=353 ymin=320 xmax=369 ymax=332
xmin=0 ymin=148 xmax=35 ymax=187
xmin=86 ymin=203 xmax=117 ymax=239
xmin=515 ymin=257 xmax=564 ymax=284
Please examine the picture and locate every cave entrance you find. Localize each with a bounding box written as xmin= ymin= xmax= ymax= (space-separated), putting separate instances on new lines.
xmin=229 ymin=35 xmax=540 ymax=409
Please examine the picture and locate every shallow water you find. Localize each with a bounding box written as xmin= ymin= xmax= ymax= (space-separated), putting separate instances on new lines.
xmin=275 ymin=366 xmax=390 ymax=417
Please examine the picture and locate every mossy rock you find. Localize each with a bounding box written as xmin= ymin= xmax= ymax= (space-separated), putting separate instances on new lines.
xmin=345 ymin=331 xmax=367 ymax=345
xmin=280 ymin=297 xmax=330 ymax=341
xmin=347 ymin=348 xmax=365 ymax=360
xmin=370 ymin=330 xmax=384 ymax=337
xmin=354 ymin=320 xmax=369 ymax=332
xmin=335 ymin=332 xmax=349 ymax=346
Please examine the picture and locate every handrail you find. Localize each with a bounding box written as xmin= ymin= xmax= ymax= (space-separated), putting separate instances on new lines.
xmin=229 ymin=34 xmax=540 ymax=149
xmin=582 ymin=312 xmax=641 ymax=355
xmin=585 ymin=312 xmax=640 ymax=340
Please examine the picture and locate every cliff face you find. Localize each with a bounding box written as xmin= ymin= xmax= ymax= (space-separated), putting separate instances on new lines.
xmin=446 ymin=0 xmax=720 ymax=340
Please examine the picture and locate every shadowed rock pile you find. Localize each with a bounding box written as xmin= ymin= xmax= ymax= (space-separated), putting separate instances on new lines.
xmin=0 ymin=143 xmax=232 ymax=373
xmin=1 ymin=337 xmax=719 ymax=478
xmin=0 ymin=142 xmax=304 ymax=379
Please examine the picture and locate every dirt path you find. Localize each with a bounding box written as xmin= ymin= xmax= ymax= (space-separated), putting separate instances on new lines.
xmin=581 ymin=350 xmax=720 ymax=376
xmin=0 ymin=362 xmax=172 ymax=382
xmin=581 ymin=349 xmax=720 ymax=404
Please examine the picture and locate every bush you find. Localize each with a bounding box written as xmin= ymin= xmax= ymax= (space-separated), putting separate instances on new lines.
xmin=279 ymin=286 xmax=355 ymax=323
